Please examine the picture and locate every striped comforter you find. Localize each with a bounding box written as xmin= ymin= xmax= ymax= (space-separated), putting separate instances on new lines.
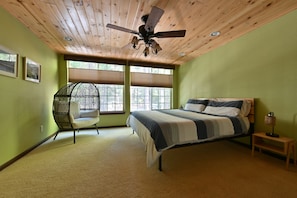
xmin=127 ymin=109 xmax=250 ymax=167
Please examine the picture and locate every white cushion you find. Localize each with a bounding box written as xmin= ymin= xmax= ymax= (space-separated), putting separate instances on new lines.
xmin=184 ymin=99 xmax=209 ymax=112
xmin=214 ymin=98 xmax=251 ymax=117
xmin=203 ymin=100 xmax=243 ymax=117
xmin=71 ymin=117 xmax=99 ymax=129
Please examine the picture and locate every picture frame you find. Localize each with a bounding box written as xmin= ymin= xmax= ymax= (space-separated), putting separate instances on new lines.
xmin=24 ymin=57 xmax=41 ymax=83
xmin=0 ymin=45 xmax=18 ymax=78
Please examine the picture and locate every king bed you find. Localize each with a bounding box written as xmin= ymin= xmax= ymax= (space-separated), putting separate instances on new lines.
xmin=127 ymin=98 xmax=254 ymax=171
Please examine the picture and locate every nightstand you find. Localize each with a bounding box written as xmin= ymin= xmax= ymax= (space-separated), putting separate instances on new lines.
xmin=252 ymin=132 xmax=296 ymax=169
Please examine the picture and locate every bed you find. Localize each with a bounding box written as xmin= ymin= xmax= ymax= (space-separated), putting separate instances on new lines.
xmin=127 ymin=98 xmax=254 ymax=170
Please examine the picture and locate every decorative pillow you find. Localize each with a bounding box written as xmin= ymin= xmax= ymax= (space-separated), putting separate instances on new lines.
xmin=53 ymin=101 xmax=68 ymax=113
xmin=203 ymin=100 xmax=243 ymax=116
xmin=184 ymin=99 xmax=209 ymax=112
xmin=214 ymin=98 xmax=251 ymax=117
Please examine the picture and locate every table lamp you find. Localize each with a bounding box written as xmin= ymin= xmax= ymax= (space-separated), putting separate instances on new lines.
xmin=265 ymin=112 xmax=279 ymax=137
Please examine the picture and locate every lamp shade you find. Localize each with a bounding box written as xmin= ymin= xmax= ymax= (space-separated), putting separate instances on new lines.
xmin=264 ymin=115 xmax=276 ymax=126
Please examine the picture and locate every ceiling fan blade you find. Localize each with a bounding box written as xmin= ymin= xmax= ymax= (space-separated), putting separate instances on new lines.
xmin=144 ymin=6 xmax=164 ymax=32
xmin=106 ymin=24 xmax=139 ymax=35
xmin=154 ymin=30 xmax=186 ymax=38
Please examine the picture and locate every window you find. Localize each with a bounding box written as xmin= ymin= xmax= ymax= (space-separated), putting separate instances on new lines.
xmin=130 ymin=66 xmax=173 ymax=111
xmin=68 ymin=61 xmax=124 ymax=113
xmin=131 ymin=86 xmax=171 ymax=111
xmin=98 ymin=84 xmax=124 ymax=112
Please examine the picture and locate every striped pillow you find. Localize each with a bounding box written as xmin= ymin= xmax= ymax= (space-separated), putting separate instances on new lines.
xmin=184 ymin=99 xmax=209 ymax=112
xmin=215 ymin=98 xmax=251 ymax=117
xmin=203 ymin=100 xmax=243 ymax=116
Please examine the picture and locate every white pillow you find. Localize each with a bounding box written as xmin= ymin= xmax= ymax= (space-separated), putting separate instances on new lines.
xmin=184 ymin=99 xmax=209 ymax=112
xmin=203 ymin=100 xmax=243 ymax=117
xmin=214 ymin=98 xmax=251 ymax=117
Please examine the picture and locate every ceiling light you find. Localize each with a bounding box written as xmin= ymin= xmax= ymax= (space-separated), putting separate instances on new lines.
xmin=75 ymin=0 xmax=83 ymax=6
xmin=210 ymin=31 xmax=221 ymax=37
xmin=179 ymin=52 xmax=186 ymax=57
xmin=64 ymin=36 xmax=73 ymax=41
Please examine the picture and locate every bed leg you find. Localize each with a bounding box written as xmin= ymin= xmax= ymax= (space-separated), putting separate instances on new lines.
xmin=250 ymin=134 xmax=253 ymax=149
xmin=159 ymin=155 xmax=162 ymax=171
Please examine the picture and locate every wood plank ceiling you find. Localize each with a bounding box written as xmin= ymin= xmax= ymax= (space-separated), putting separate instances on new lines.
xmin=1 ymin=0 xmax=297 ymax=66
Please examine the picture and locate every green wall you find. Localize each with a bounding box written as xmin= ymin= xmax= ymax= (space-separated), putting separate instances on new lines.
xmin=0 ymin=8 xmax=59 ymax=167
xmin=178 ymin=10 xmax=297 ymax=142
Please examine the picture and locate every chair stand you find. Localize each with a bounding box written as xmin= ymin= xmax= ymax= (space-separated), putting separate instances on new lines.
xmin=53 ymin=126 xmax=99 ymax=144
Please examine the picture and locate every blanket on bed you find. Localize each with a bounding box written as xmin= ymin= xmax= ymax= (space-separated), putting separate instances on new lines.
xmin=130 ymin=109 xmax=250 ymax=152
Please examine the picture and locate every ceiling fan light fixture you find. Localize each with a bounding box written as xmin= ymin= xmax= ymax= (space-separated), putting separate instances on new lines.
xmin=143 ymin=47 xmax=150 ymax=57
xmin=150 ymin=40 xmax=162 ymax=54
xmin=107 ymin=6 xmax=186 ymax=57
xmin=131 ymin=36 xmax=139 ymax=49
xmin=210 ymin=31 xmax=221 ymax=37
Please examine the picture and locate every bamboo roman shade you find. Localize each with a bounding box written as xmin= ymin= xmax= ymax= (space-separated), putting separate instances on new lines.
xmin=69 ymin=68 xmax=124 ymax=85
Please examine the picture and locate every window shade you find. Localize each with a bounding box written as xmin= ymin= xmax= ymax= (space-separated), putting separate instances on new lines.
xmin=69 ymin=68 xmax=124 ymax=84
xmin=131 ymin=72 xmax=172 ymax=88
xmin=64 ymin=54 xmax=176 ymax=69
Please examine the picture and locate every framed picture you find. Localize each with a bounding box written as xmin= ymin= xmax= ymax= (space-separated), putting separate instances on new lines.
xmin=0 ymin=45 xmax=18 ymax=78
xmin=24 ymin=57 xmax=41 ymax=83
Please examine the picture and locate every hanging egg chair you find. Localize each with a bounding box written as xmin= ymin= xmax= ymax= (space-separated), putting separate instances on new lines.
xmin=52 ymin=82 xmax=100 ymax=143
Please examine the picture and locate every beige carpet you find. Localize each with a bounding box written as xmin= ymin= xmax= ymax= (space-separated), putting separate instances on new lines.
xmin=0 ymin=127 xmax=297 ymax=198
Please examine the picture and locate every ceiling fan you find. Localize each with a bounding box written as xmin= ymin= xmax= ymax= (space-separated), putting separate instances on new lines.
xmin=106 ymin=6 xmax=186 ymax=57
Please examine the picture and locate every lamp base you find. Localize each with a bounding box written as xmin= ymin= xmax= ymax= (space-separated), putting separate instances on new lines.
xmin=266 ymin=132 xmax=279 ymax=137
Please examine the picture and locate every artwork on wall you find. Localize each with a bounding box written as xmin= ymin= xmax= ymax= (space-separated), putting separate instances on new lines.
xmin=24 ymin=57 xmax=41 ymax=83
xmin=0 ymin=45 xmax=18 ymax=78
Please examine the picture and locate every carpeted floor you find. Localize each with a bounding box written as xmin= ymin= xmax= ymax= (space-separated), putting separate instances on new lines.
xmin=0 ymin=127 xmax=297 ymax=198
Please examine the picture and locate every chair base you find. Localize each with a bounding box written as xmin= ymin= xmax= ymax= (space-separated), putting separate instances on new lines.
xmin=53 ymin=125 xmax=99 ymax=144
